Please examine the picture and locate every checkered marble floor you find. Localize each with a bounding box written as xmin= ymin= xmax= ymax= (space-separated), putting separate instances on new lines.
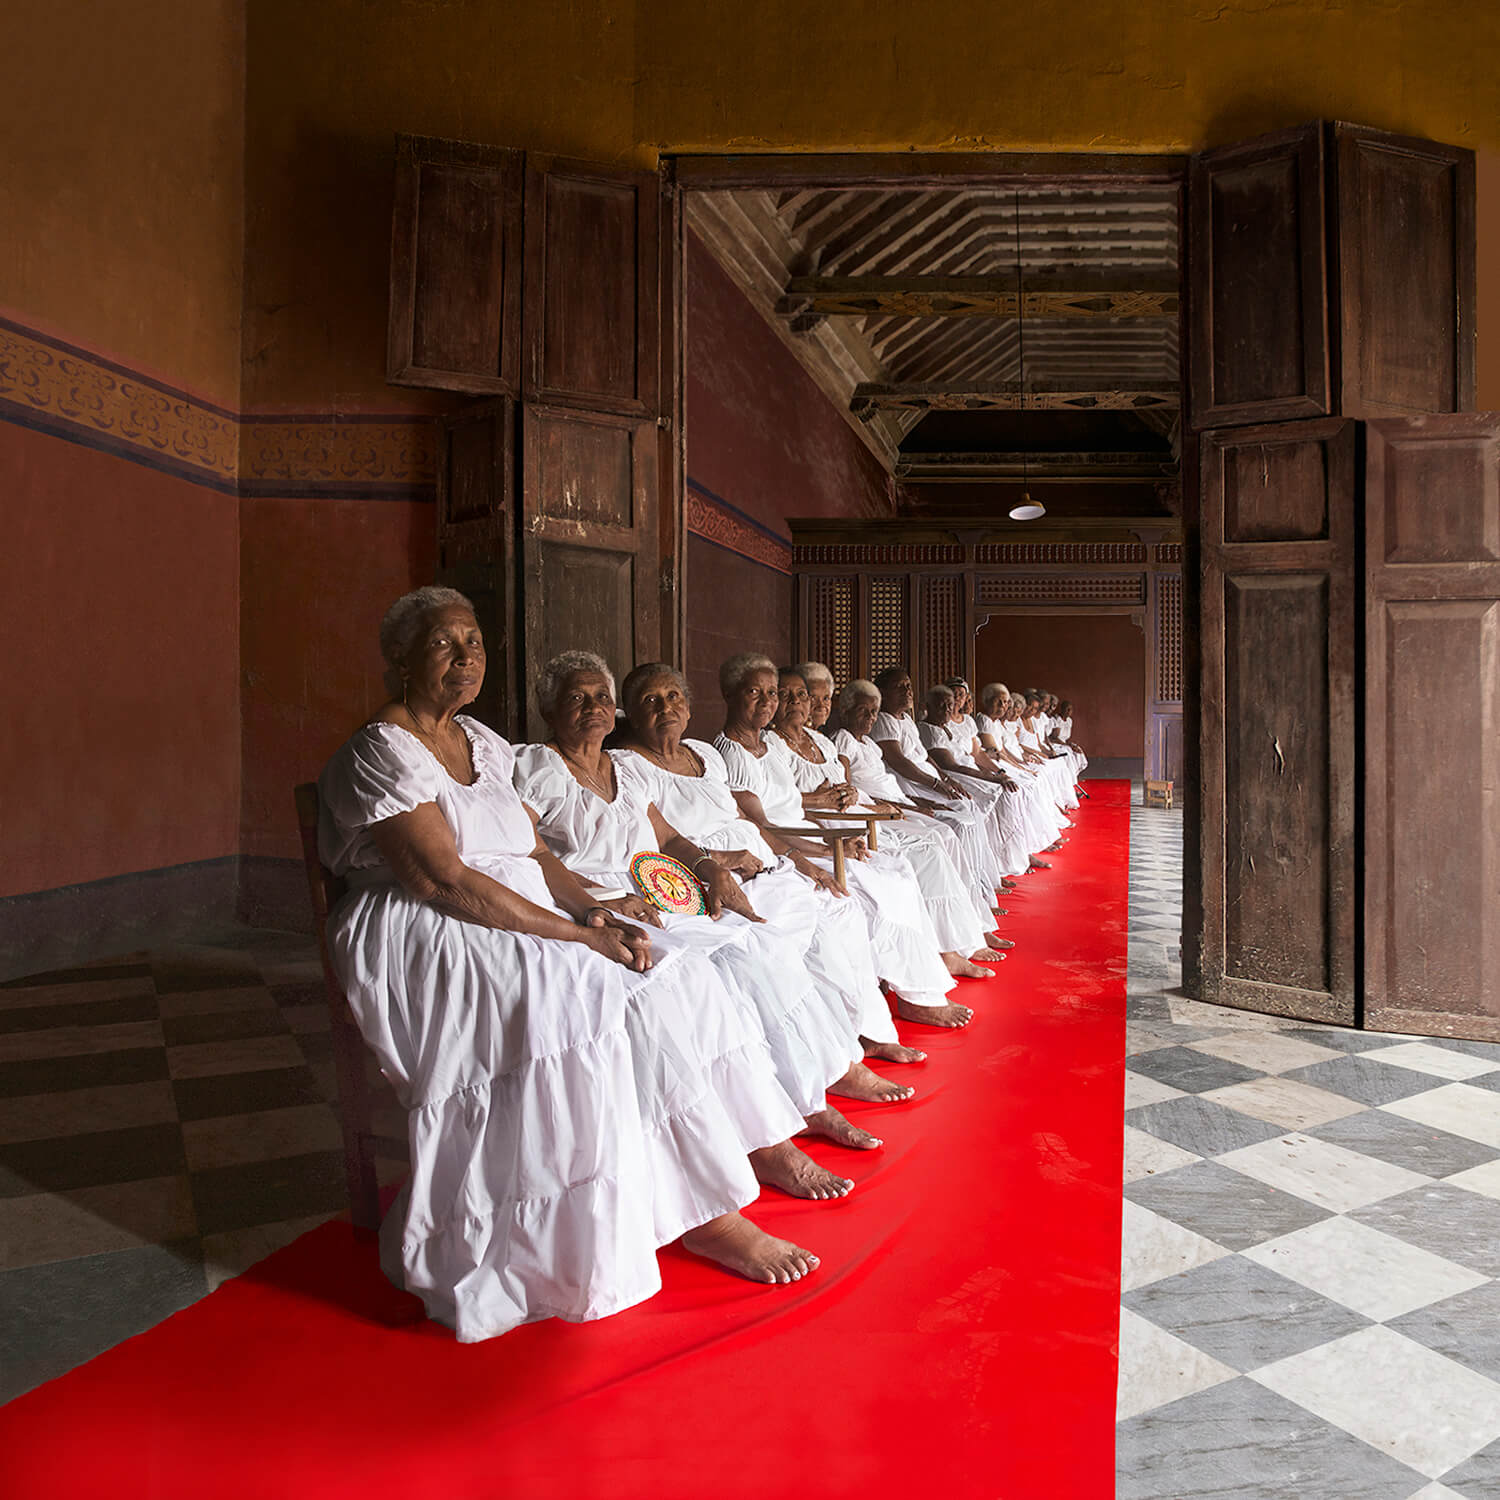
xmin=1120 ymin=788 xmax=1500 ymax=1498
xmin=0 ymin=933 xmax=401 ymax=1404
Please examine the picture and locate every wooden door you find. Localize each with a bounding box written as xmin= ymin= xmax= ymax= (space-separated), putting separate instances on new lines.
xmin=1333 ymin=127 xmax=1475 ymax=418
xmin=435 ymin=398 xmax=516 ymax=732
xmin=391 ymin=140 xmax=680 ymax=740
xmin=1188 ymin=124 xmax=1330 ymax=429
xmin=387 ymin=136 xmax=523 ymax=394
xmin=1364 ymin=416 xmax=1500 ymax=1038
xmin=518 ymin=155 xmax=665 ymax=736
xmin=1199 ymin=419 xmax=1357 ymax=1023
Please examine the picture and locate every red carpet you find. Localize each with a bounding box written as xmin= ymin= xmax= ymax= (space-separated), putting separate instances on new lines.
xmin=2 ymin=782 xmax=1129 ymax=1500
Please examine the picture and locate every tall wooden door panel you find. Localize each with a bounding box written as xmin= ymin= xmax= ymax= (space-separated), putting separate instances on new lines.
xmin=1334 ymin=128 xmax=1475 ymax=418
xmin=388 ymin=136 xmax=523 ymax=395
xmin=1364 ymin=417 xmax=1500 ymax=1037
xmin=1200 ymin=419 xmax=1357 ymax=1023
xmin=1188 ymin=125 xmax=1329 ymax=429
xmin=523 ymin=156 xmax=660 ymax=417
xmin=1187 ymin=122 xmax=1474 ymax=432
xmin=436 ymin=397 xmax=516 ymax=733
xmin=519 ymin=406 xmax=658 ymax=737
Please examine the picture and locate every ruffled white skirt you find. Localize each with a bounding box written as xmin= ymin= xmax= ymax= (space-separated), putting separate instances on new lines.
xmin=328 ymin=856 xmax=803 ymax=1343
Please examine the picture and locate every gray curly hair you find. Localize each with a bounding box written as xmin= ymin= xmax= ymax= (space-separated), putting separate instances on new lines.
xmin=837 ymin=678 xmax=881 ymax=714
xmin=536 ymin=650 xmax=616 ymax=718
xmin=619 ymin=661 xmax=689 ymax=713
xmin=718 ymin=651 xmax=777 ymax=699
xmin=795 ymin=660 xmax=834 ymax=689
xmin=379 ymin=586 xmax=476 ymax=697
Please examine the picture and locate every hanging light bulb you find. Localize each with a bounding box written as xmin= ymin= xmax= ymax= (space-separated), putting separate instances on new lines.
xmin=1008 ymin=189 xmax=1046 ymax=523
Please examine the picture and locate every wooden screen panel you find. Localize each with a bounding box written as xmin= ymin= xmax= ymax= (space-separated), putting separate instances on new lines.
xmin=920 ymin=574 xmax=964 ymax=687
xmin=388 ymin=135 xmax=523 ymax=394
xmin=1365 ymin=417 xmax=1500 ymax=1037
xmin=1200 ymin=419 xmax=1356 ymax=1023
xmin=1222 ymin=436 xmax=1330 ymax=542
xmin=1223 ymin=575 xmax=1332 ymax=993
xmin=1334 ymin=126 xmax=1475 ymax=418
xmin=805 ymin=575 xmax=857 ymax=689
xmin=1188 ymin=125 xmax=1329 ymax=429
xmin=524 ymin=157 xmax=659 ymax=417
xmin=520 ymin=405 xmax=658 ymax=737
xmin=867 ymin=576 xmax=909 ymax=680
xmin=437 ymin=398 xmax=516 ymax=734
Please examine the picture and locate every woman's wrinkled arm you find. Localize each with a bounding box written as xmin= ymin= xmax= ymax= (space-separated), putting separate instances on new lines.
xmin=370 ymin=802 xmax=649 ymax=967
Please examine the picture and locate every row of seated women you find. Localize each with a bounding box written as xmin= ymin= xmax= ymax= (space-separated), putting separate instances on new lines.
xmin=317 ymin=586 xmax=1090 ymax=1343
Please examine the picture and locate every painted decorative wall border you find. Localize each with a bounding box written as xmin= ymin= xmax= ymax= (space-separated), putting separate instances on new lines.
xmin=686 ymin=480 xmax=794 ymax=574
xmin=0 ymin=315 xmax=436 ymax=501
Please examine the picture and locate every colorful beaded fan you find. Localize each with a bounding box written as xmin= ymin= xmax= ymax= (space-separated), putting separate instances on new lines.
xmin=628 ymin=851 xmax=707 ymax=915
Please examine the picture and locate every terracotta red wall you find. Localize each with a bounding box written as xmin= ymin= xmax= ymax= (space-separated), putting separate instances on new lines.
xmin=0 ymin=424 xmax=239 ymax=898
xmin=684 ymin=235 xmax=891 ymax=721
xmin=974 ymin=614 xmax=1145 ymax=760
xmin=239 ymin=499 xmax=435 ymax=860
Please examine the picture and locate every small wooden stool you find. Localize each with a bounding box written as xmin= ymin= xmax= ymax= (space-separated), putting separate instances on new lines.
xmin=1144 ymin=779 xmax=1175 ymax=809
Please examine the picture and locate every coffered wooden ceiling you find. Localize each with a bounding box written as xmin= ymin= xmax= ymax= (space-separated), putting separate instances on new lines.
xmin=688 ymin=180 xmax=1181 ymax=495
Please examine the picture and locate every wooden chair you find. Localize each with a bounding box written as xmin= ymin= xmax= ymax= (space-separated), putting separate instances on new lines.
xmin=760 ymin=815 xmax=896 ymax=888
xmin=293 ymin=782 xmax=408 ymax=1232
xmin=1144 ymin=779 xmax=1175 ymax=809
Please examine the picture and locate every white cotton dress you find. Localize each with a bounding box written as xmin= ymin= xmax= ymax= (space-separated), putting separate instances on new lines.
xmin=776 ymin=728 xmax=991 ymax=954
xmin=317 ymin=719 xmax=803 ymax=1343
xmin=1019 ymin=718 xmax=1079 ymax=811
xmin=833 ymin=727 xmax=999 ymax=922
xmin=513 ymin=743 xmax=858 ymax=1116
xmin=870 ymin=710 xmax=1021 ymax=883
xmin=988 ymin=717 xmax=1070 ymax=850
xmin=712 ymin=731 xmax=957 ymax=1018
xmin=615 ymin=740 xmax=891 ymax=1047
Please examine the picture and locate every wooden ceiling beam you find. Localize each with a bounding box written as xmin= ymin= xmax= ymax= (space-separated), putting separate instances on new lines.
xmin=778 ymin=275 xmax=1178 ymax=321
xmin=895 ymin=451 xmax=1179 ymax=481
xmin=853 ymin=381 xmax=1180 ymax=418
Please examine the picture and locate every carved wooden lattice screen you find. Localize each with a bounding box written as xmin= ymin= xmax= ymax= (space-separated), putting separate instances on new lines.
xmin=868 ymin=576 xmax=909 ymax=679
xmin=921 ymin=575 xmax=964 ymax=685
xmin=807 ymin=575 xmax=857 ymax=688
xmin=1156 ymin=573 xmax=1183 ymax=703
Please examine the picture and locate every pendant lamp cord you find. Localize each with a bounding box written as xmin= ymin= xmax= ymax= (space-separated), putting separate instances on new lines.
xmin=1013 ymin=190 xmax=1030 ymax=502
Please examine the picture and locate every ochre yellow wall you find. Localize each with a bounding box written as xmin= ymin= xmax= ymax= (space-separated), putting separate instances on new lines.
xmin=0 ymin=1 xmax=245 ymax=404
xmin=242 ymin=0 xmax=1500 ymax=409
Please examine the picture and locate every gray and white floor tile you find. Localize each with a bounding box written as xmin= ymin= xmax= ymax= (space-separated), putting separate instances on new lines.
xmin=1120 ymin=783 xmax=1500 ymax=1497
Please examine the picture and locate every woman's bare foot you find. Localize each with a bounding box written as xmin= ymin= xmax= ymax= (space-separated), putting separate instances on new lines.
xmin=970 ymin=947 xmax=1004 ymax=961
xmin=1029 ymin=858 xmax=1052 ymax=870
xmin=681 ymin=1213 xmax=818 ymax=1284
xmin=895 ymin=996 xmax=974 ymax=1029
xmin=802 ymin=1106 xmax=882 ymax=1149
xmin=944 ymin=951 xmax=990 ymax=978
xmin=1000 ymin=878 xmax=1019 ymax=891
xmin=862 ymin=1036 xmax=928 ymax=1064
xmin=1046 ymin=840 xmax=1064 ymax=852
xmin=991 ymin=906 xmax=1009 ymax=918
xmin=829 ymin=1061 xmax=914 ymax=1103
xmin=749 ymin=1141 xmax=854 ymax=1200
xmin=988 ymin=937 xmax=1015 ymax=951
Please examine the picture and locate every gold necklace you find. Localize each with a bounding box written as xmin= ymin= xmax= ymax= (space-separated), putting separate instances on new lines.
xmin=558 ymin=746 xmax=615 ymax=798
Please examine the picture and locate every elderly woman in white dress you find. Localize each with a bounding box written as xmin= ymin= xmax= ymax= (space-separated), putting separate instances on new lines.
xmin=1017 ymin=692 xmax=1079 ymax=813
xmin=772 ymin=667 xmax=1004 ymax=974
xmin=712 ymin=654 xmax=972 ymax=1030
xmin=515 ymin=651 xmax=909 ymax=1198
xmin=611 ymin=662 xmax=928 ymax=1070
xmin=317 ymin=589 xmax=820 ymax=1342
xmin=829 ymin=677 xmax=1016 ymax=948
xmin=971 ymin=682 xmax=1069 ymax=857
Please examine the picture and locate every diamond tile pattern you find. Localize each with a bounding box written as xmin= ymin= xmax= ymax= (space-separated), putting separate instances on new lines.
xmin=1119 ymin=786 xmax=1500 ymax=1494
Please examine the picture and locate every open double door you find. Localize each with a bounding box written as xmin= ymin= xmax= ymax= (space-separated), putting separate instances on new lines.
xmin=387 ymin=137 xmax=682 ymax=738
xmin=1191 ymin=122 xmax=1500 ymax=1039
xmin=386 ymin=122 xmax=1498 ymax=1039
